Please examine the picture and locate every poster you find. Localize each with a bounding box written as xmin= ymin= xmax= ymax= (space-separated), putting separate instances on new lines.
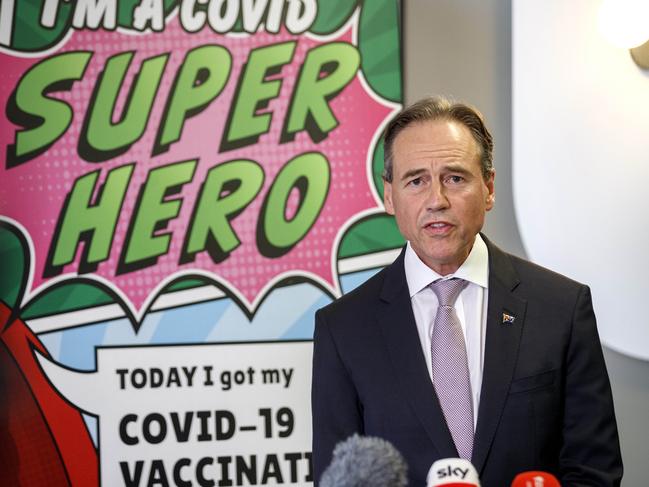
xmin=0 ymin=1 xmax=403 ymax=485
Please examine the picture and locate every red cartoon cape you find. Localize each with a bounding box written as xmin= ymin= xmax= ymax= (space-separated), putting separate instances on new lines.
xmin=0 ymin=302 xmax=98 ymax=486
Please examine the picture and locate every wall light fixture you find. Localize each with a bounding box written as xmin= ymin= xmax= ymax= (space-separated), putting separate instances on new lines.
xmin=598 ymin=0 xmax=649 ymax=68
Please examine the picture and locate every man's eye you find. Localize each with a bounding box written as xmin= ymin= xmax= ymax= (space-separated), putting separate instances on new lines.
xmin=408 ymin=177 xmax=423 ymax=187
xmin=447 ymin=175 xmax=464 ymax=184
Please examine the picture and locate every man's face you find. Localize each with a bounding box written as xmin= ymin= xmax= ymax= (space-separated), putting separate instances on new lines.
xmin=384 ymin=119 xmax=495 ymax=275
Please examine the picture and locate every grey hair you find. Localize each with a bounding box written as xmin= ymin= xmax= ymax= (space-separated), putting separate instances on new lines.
xmin=382 ymin=95 xmax=494 ymax=182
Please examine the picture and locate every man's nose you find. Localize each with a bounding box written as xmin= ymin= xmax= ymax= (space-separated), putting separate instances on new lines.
xmin=426 ymin=182 xmax=450 ymax=211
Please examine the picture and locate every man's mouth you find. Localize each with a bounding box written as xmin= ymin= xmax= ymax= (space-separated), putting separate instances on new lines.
xmin=424 ymin=222 xmax=453 ymax=234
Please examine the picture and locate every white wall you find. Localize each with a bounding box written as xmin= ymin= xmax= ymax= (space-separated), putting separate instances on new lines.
xmin=513 ymin=0 xmax=649 ymax=362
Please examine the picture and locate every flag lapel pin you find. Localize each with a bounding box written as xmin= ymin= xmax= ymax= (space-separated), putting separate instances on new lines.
xmin=502 ymin=312 xmax=516 ymax=325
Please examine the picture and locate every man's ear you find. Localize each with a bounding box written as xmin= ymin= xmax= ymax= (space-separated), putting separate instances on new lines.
xmin=485 ymin=170 xmax=495 ymax=211
xmin=384 ymin=179 xmax=395 ymax=215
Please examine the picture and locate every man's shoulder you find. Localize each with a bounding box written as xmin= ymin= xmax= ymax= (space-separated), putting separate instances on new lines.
xmin=318 ymin=259 xmax=399 ymax=319
xmin=507 ymin=251 xmax=584 ymax=288
xmin=489 ymin=241 xmax=587 ymax=304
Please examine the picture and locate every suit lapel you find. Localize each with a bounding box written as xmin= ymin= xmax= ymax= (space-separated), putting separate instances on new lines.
xmin=376 ymin=249 xmax=458 ymax=458
xmin=472 ymin=238 xmax=527 ymax=473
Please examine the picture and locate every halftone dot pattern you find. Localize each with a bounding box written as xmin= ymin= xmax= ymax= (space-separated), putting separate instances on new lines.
xmin=0 ymin=16 xmax=393 ymax=309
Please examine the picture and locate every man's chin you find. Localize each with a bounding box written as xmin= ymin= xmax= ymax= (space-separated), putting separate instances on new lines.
xmin=419 ymin=253 xmax=462 ymax=275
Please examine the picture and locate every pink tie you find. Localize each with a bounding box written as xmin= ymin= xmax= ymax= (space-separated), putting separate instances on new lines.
xmin=430 ymin=278 xmax=474 ymax=460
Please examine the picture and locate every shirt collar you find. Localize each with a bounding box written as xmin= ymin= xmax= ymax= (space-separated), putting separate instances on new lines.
xmin=404 ymin=234 xmax=489 ymax=298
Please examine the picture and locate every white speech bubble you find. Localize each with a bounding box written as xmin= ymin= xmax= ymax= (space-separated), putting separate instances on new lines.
xmin=36 ymin=341 xmax=314 ymax=486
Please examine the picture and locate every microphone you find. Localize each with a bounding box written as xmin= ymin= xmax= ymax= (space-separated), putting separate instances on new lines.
xmin=319 ymin=434 xmax=408 ymax=487
xmin=426 ymin=458 xmax=480 ymax=486
xmin=511 ymin=471 xmax=560 ymax=487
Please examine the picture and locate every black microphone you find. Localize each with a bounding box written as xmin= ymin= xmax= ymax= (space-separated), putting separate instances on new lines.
xmin=319 ymin=434 xmax=408 ymax=487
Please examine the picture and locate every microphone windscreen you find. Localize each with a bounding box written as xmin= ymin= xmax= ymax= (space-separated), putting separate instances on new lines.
xmin=426 ymin=458 xmax=480 ymax=486
xmin=511 ymin=471 xmax=561 ymax=487
xmin=319 ymin=434 xmax=408 ymax=487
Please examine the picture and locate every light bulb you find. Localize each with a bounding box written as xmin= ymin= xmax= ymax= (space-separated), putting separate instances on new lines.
xmin=598 ymin=0 xmax=649 ymax=48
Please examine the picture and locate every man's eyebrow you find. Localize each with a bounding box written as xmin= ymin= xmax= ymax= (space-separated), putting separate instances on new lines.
xmin=400 ymin=168 xmax=427 ymax=181
xmin=443 ymin=163 xmax=472 ymax=175
xmin=399 ymin=164 xmax=472 ymax=181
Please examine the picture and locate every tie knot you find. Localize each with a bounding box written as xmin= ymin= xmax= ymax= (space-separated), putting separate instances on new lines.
xmin=430 ymin=278 xmax=468 ymax=306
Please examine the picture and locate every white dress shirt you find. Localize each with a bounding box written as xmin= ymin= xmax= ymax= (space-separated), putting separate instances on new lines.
xmin=404 ymin=234 xmax=489 ymax=430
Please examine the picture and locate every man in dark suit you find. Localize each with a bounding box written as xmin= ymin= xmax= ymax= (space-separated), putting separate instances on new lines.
xmin=311 ymin=96 xmax=623 ymax=486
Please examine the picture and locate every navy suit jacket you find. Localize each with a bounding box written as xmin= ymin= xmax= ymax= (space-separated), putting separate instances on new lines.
xmin=311 ymin=237 xmax=622 ymax=486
